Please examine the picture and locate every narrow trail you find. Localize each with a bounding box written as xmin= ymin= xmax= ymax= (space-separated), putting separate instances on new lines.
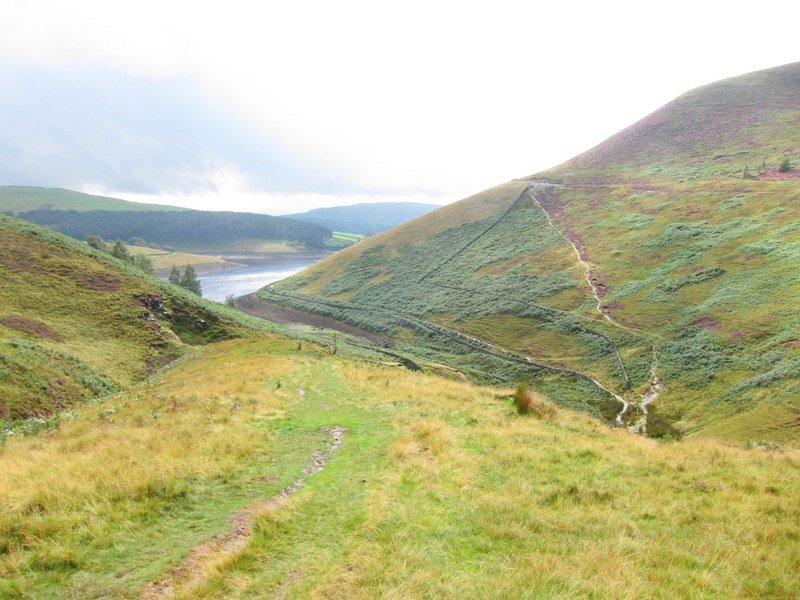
xmin=426 ymin=280 xmax=630 ymax=389
xmin=141 ymin=426 xmax=346 ymax=599
xmin=533 ymin=186 xmax=616 ymax=327
xmin=527 ymin=181 xmax=663 ymax=431
xmin=413 ymin=179 xmax=631 ymax=389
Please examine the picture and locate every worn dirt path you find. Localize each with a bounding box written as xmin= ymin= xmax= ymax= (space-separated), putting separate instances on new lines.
xmin=235 ymin=293 xmax=389 ymax=346
xmin=527 ymin=181 xmax=663 ymax=431
xmin=140 ymin=426 xmax=346 ymax=599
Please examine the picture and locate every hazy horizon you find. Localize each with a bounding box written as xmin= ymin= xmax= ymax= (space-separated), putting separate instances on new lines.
xmin=1 ymin=1 xmax=798 ymax=213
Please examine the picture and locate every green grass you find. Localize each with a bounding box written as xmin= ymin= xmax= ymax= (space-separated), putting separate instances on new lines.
xmin=0 ymin=186 xmax=185 ymax=212
xmin=1 ymin=337 xmax=798 ymax=598
xmin=1 ymin=198 xmax=798 ymax=596
xmin=332 ymin=231 xmax=364 ymax=242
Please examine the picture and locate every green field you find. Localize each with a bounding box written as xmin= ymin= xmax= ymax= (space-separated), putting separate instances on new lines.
xmin=0 ymin=186 xmax=186 ymax=213
xmin=332 ymin=231 xmax=364 ymax=242
xmin=325 ymin=230 xmax=365 ymax=249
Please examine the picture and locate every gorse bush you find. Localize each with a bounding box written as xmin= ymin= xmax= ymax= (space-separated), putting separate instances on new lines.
xmin=778 ymin=157 xmax=792 ymax=173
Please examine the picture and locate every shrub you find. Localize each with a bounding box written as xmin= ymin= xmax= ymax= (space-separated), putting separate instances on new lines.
xmin=178 ymin=264 xmax=202 ymax=296
xmin=110 ymin=239 xmax=133 ymax=263
xmin=513 ymin=385 xmax=556 ymax=419
xmin=778 ymin=157 xmax=792 ymax=173
xmin=224 ymin=294 xmax=236 ymax=307
xmin=133 ymin=254 xmax=154 ymax=274
xmin=85 ymin=235 xmax=108 ymax=252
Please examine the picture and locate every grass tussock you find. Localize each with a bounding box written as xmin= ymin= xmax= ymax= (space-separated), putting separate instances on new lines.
xmin=513 ymin=384 xmax=557 ymax=419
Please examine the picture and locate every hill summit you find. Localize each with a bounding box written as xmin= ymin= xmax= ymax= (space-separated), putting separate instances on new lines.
xmin=555 ymin=61 xmax=800 ymax=180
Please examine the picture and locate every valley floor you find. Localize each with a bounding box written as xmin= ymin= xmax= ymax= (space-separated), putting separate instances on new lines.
xmin=1 ymin=336 xmax=798 ymax=598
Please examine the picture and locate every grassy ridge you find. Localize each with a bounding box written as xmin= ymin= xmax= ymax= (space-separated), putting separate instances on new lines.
xmin=1 ymin=337 xmax=797 ymax=597
xmin=554 ymin=61 xmax=800 ymax=180
xmin=0 ymin=186 xmax=185 ymax=212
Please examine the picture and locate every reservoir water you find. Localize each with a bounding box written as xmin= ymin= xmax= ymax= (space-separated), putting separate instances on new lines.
xmin=197 ymin=254 xmax=327 ymax=302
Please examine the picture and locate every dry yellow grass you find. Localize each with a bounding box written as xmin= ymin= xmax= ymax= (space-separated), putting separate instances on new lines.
xmin=1 ymin=338 xmax=799 ymax=598
xmin=124 ymin=245 xmax=225 ymax=270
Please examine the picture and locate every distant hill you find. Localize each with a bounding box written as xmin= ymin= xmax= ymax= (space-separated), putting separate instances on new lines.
xmin=0 ymin=186 xmax=186 ymax=212
xmin=288 ymin=202 xmax=438 ymax=234
xmin=3 ymin=187 xmax=342 ymax=252
xmin=263 ymin=62 xmax=800 ymax=444
xmin=14 ymin=208 xmax=333 ymax=252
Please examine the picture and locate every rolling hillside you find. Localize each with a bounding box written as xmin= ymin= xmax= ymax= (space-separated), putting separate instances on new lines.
xmin=0 ymin=214 xmax=275 ymax=420
xmin=266 ymin=62 xmax=800 ymax=443
xmin=0 ymin=186 xmax=185 ymax=212
xmin=288 ymin=201 xmax=439 ymax=234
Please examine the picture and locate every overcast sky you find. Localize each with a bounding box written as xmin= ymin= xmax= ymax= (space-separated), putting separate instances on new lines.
xmin=0 ymin=0 xmax=798 ymax=214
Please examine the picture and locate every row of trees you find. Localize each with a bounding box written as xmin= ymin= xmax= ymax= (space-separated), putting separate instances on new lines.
xmin=21 ymin=209 xmax=331 ymax=249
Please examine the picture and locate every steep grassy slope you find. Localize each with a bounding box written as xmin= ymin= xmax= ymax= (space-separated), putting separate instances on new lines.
xmin=269 ymin=62 xmax=800 ymax=443
xmin=0 ymin=214 xmax=274 ymax=421
xmin=554 ymin=61 xmax=800 ymax=180
xmin=0 ymin=186 xmax=185 ymax=212
xmin=1 ymin=337 xmax=798 ymax=598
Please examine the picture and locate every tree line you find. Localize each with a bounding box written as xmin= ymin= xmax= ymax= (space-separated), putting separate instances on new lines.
xmin=87 ymin=236 xmax=155 ymax=274
xmin=13 ymin=209 xmax=332 ymax=249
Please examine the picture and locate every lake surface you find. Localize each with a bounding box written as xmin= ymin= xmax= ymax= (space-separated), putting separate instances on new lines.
xmin=197 ymin=254 xmax=327 ymax=302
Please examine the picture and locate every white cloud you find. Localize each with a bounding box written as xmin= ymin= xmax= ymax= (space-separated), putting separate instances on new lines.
xmin=1 ymin=0 xmax=799 ymax=204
